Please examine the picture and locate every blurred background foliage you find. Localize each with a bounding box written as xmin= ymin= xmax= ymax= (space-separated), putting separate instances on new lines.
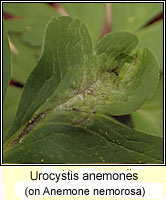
xmin=3 ymin=3 xmax=163 ymax=137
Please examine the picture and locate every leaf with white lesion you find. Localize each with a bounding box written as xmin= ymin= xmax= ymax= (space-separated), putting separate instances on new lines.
xmin=3 ymin=17 xmax=162 ymax=164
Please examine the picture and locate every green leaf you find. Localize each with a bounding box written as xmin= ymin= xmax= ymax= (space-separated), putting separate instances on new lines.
xmin=3 ymin=21 xmax=11 ymax=101
xmin=111 ymin=3 xmax=163 ymax=137
xmin=132 ymin=75 xmax=163 ymax=137
xmin=3 ymin=17 xmax=161 ymax=164
xmin=3 ymin=3 xmax=59 ymax=46
xmin=62 ymin=3 xmax=106 ymax=43
xmin=4 ymin=16 xmax=95 ymax=142
xmin=95 ymin=33 xmax=159 ymax=115
xmin=136 ymin=20 xmax=163 ymax=71
xmin=4 ymin=114 xmax=163 ymax=164
xmin=3 ymin=86 xmax=22 ymax=136
xmin=9 ymin=33 xmax=41 ymax=84
xmin=112 ymin=3 xmax=163 ymax=32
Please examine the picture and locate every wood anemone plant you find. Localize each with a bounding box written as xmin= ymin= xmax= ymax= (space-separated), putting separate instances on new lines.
xmin=3 ymin=3 xmax=163 ymax=164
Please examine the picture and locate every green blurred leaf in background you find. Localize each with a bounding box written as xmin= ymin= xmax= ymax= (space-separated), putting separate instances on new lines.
xmin=3 ymin=3 xmax=60 ymax=46
xmin=3 ymin=86 xmax=22 ymax=136
xmin=9 ymin=33 xmax=41 ymax=84
xmin=112 ymin=3 xmax=163 ymax=32
xmin=3 ymin=21 xmax=11 ymax=101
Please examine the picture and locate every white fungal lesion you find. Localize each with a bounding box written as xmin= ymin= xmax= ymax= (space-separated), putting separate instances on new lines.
xmin=9 ymin=74 xmax=110 ymax=146
xmin=86 ymin=86 xmax=94 ymax=95
xmin=53 ymin=94 xmax=85 ymax=112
